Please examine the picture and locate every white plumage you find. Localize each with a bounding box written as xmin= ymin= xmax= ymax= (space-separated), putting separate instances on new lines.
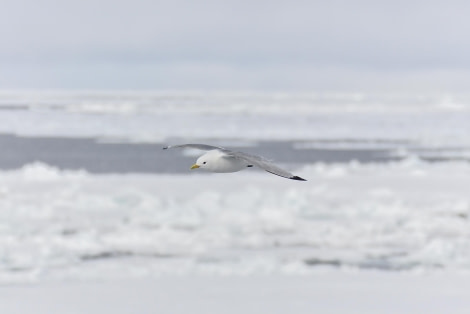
xmin=163 ymin=144 xmax=306 ymax=181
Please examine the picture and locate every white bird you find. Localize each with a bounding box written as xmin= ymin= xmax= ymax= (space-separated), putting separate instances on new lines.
xmin=163 ymin=144 xmax=306 ymax=181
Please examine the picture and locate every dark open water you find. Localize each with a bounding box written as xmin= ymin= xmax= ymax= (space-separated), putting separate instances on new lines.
xmin=2 ymin=133 xmax=460 ymax=174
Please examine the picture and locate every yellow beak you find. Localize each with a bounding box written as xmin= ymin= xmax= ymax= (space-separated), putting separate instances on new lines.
xmin=190 ymin=164 xmax=200 ymax=170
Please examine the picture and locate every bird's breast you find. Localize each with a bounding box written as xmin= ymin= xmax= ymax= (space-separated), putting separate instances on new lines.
xmin=210 ymin=158 xmax=248 ymax=173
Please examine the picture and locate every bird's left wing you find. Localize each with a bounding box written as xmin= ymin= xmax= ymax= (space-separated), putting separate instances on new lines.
xmin=225 ymin=151 xmax=307 ymax=181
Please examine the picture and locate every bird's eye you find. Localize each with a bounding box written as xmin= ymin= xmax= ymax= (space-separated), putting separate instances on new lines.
xmin=203 ymin=162 xmax=206 ymax=164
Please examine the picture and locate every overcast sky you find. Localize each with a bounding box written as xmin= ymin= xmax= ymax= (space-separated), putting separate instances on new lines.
xmin=1 ymin=0 xmax=470 ymax=91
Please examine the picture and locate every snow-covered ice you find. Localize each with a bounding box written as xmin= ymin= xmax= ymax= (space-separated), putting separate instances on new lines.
xmin=2 ymin=272 xmax=470 ymax=314
xmin=0 ymin=91 xmax=469 ymax=147
xmin=0 ymin=159 xmax=469 ymax=283
xmin=1 ymin=90 xmax=469 ymax=313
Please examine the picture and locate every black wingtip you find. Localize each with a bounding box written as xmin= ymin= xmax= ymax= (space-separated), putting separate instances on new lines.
xmin=290 ymin=176 xmax=307 ymax=181
xmin=162 ymin=146 xmax=169 ymax=150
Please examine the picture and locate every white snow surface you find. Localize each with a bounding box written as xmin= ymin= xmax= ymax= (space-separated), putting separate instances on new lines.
xmin=1 ymin=90 xmax=469 ymax=312
xmin=0 ymin=90 xmax=469 ymax=146
xmin=0 ymin=159 xmax=469 ymax=283
xmin=2 ymin=273 xmax=470 ymax=314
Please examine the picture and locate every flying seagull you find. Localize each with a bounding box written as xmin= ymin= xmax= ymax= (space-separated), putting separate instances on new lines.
xmin=163 ymin=144 xmax=306 ymax=181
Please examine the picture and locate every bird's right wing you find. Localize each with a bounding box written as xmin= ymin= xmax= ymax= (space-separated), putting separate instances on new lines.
xmin=163 ymin=144 xmax=224 ymax=151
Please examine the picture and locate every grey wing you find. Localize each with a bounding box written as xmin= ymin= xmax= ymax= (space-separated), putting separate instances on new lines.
xmin=226 ymin=151 xmax=307 ymax=181
xmin=163 ymin=144 xmax=225 ymax=151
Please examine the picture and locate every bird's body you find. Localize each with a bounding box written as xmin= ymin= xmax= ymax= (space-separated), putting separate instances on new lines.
xmin=163 ymin=144 xmax=306 ymax=181
xmin=197 ymin=149 xmax=250 ymax=173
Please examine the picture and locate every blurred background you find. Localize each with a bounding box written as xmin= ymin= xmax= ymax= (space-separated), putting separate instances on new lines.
xmin=2 ymin=0 xmax=470 ymax=92
xmin=0 ymin=1 xmax=470 ymax=312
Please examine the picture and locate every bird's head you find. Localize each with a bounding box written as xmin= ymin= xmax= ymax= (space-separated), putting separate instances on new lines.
xmin=190 ymin=155 xmax=209 ymax=170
